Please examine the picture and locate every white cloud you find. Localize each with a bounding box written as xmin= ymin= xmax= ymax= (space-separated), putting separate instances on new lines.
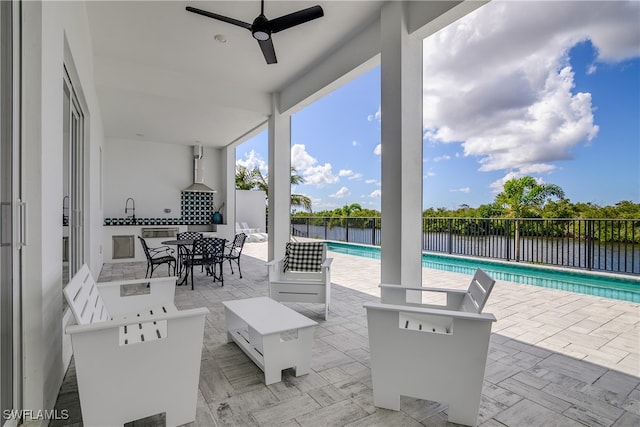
xmin=450 ymin=187 xmax=471 ymax=194
xmin=433 ymin=155 xmax=451 ymax=162
xmin=369 ymin=189 xmax=382 ymax=198
xmin=291 ymin=143 xmax=338 ymax=186
xmin=330 ymin=187 xmax=351 ymax=198
xmin=339 ymin=169 xmax=363 ymax=180
xmin=236 ymin=149 xmax=268 ymax=174
xmin=422 ymin=1 xmax=639 ymax=179
xmin=291 ymin=144 xmax=316 ymax=170
xmin=352 ymin=140 xmax=359 ymax=146
xmin=365 ymin=179 xmax=378 ymax=184
xmin=303 ymin=163 xmax=339 ymax=186
xmin=373 ymin=144 xmax=381 ymax=156
xmin=368 ymin=105 xmax=381 ymax=122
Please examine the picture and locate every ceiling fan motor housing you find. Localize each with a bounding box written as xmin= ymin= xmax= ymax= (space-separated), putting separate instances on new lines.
xmin=252 ymin=14 xmax=270 ymax=40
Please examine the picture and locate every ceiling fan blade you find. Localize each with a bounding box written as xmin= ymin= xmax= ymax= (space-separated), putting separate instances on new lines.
xmin=269 ymin=5 xmax=323 ymax=33
xmin=257 ymin=38 xmax=277 ymax=64
xmin=186 ymin=6 xmax=252 ymax=30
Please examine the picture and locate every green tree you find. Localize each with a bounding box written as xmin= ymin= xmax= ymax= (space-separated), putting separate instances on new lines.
xmin=235 ymin=164 xmax=257 ymax=190
xmin=495 ymin=176 xmax=565 ymax=261
xmin=542 ymin=198 xmax=578 ymax=219
xmin=477 ymin=203 xmax=505 ymax=218
xmin=291 ymin=193 xmax=312 ymax=212
xmin=340 ymin=203 xmax=362 ymax=216
xmin=235 ymin=165 xmax=312 ymax=212
xmin=329 ymin=203 xmax=362 ymax=227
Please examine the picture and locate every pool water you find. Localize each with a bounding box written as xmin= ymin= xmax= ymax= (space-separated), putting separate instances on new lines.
xmin=326 ymin=241 xmax=640 ymax=303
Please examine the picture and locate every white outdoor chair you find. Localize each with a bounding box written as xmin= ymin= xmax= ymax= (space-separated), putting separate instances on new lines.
xmin=364 ymin=268 xmax=496 ymax=426
xmin=242 ymin=221 xmax=268 ymax=242
xmin=267 ymin=241 xmax=333 ymax=320
xmin=63 ymin=264 xmax=208 ymax=427
xmin=235 ymin=222 xmax=250 ymax=234
xmin=236 ymin=222 xmax=264 ymax=242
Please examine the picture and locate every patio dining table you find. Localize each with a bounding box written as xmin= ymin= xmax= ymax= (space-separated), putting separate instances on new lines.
xmin=161 ymin=239 xmax=195 ymax=285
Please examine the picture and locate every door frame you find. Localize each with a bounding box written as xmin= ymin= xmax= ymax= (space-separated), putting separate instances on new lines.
xmin=61 ymin=49 xmax=89 ymax=368
xmin=1 ymin=1 xmax=22 ymax=425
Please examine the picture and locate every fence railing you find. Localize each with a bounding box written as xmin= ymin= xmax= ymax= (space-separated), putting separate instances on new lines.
xmin=290 ymin=216 xmax=640 ymax=275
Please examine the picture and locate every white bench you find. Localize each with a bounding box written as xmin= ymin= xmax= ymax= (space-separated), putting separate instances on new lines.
xmin=222 ymin=297 xmax=317 ymax=385
xmin=64 ymin=265 xmax=208 ymax=427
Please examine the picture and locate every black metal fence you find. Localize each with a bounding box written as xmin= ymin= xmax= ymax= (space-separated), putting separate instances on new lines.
xmin=292 ymin=216 xmax=382 ymax=246
xmin=291 ymin=216 xmax=640 ymax=275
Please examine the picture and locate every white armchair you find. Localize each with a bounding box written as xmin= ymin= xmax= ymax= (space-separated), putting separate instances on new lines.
xmin=364 ymin=268 xmax=496 ymax=426
xmin=63 ymin=264 xmax=208 ymax=427
xmin=268 ymin=241 xmax=332 ymax=320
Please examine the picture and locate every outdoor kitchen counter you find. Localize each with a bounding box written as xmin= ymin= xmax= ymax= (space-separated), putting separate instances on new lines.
xmin=102 ymin=223 xmax=233 ymax=263
xmin=102 ymin=225 xmax=189 ymax=264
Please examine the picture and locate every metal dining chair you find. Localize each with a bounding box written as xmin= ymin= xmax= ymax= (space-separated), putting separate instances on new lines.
xmin=138 ymin=236 xmax=177 ymax=278
xmin=177 ymin=231 xmax=203 ymax=271
xmin=181 ymin=237 xmax=226 ymax=289
xmin=224 ymin=233 xmax=247 ymax=278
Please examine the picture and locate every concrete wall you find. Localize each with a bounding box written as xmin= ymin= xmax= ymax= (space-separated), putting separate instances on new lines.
xmin=236 ymin=190 xmax=267 ymax=232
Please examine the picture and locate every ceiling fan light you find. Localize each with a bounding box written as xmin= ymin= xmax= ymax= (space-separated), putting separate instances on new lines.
xmin=252 ymin=30 xmax=270 ymax=41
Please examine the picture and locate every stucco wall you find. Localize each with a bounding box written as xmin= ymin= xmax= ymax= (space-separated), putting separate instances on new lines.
xmin=103 ymin=139 xmax=224 ymax=220
xmin=236 ymin=189 xmax=267 ymax=233
xmin=21 ymin=0 xmax=105 ymax=415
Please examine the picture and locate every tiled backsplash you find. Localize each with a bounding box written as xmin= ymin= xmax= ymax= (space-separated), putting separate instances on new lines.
xmin=104 ymin=217 xmax=186 ymax=226
xmin=180 ymin=191 xmax=215 ymax=224
xmin=104 ymin=191 xmax=217 ymax=226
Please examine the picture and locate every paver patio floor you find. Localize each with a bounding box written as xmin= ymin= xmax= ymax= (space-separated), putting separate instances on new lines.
xmin=53 ymin=241 xmax=639 ymax=426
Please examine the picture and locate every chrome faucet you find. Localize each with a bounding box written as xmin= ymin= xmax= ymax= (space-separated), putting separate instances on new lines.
xmin=62 ymin=195 xmax=70 ymax=226
xmin=125 ymin=197 xmax=136 ymax=224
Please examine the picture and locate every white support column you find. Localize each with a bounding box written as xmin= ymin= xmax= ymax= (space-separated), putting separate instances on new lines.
xmin=380 ymin=1 xmax=423 ymax=301
xmin=221 ymin=145 xmax=235 ymax=242
xmin=267 ymin=93 xmax=291 ymax=262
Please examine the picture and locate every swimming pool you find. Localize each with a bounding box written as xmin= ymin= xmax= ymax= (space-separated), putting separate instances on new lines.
xmin=326 ymin=241 xmax=640 ymax=303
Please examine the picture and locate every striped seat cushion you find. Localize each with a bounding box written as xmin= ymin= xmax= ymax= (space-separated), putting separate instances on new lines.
xmin=283 ymin=242 xmax=325 ymax=272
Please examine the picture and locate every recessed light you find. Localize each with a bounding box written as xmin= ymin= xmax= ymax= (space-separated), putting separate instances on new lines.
xmin=214 ymin=34 xmax=227 ymax=43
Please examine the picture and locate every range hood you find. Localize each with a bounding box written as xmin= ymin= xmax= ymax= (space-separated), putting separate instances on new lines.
xmin=182 ymin=145 xmax=216 ymax=193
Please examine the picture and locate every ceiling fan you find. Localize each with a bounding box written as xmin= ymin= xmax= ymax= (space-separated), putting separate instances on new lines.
xmin=186 ymin=1 xmax=324 ymax=65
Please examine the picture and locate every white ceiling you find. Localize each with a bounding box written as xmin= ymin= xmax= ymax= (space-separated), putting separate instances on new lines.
xmin=86 ymin=1 xmax=476 ymax=149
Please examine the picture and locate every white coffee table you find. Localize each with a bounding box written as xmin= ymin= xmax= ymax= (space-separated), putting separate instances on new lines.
xmin=222 ymin=297 xmax=318 ymax=385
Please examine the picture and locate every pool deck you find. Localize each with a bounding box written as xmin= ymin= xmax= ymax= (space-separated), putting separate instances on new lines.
xmin=305 ymin=242 xmax=640 ymax=377
xmin=54 ymin=241 xmax=639 ymax=426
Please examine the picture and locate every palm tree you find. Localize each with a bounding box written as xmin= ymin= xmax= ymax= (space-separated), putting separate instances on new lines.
xmin=495 ymin=176 xmax=565 ymax=261
xmin=235 ymin=164 xmax=257 ymax=190
xmin=235 ymin=165 xmax=312 ymax=212
xmin=291 ymin=194 xmax=312 ymax=212
xmin=342 ymin=203 xmax=362 ymax=216
xmin=329 ymin=203 xmax=362 ymax=227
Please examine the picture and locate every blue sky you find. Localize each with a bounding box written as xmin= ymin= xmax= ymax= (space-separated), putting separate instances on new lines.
xmin=237 ymin=1 xmax=640 ymax=212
